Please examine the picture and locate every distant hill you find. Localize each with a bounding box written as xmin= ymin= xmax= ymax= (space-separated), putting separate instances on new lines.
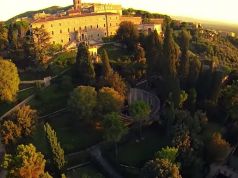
xmin=6 ymin=5 xmax=72 ymax=23
xmin=172 ymin=15 xmax=238 ymax=34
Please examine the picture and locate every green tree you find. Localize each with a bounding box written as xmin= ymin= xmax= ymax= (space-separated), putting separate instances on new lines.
xmin=0 ymin=58 xmax=20 ymax=102
xmin=76 ymin=43 xmax=95 ymax=85
xmin=186 ymin=88 xmax=197 ymax=113
xmin=142 ymin=158 xmax=182 ymax=178
xmin=0 ymin=105 xmax=37 ymax=144
xmin=207 ymin=132 xmax=230 ymax=162
xmin=129 ymin=100 xmax=151 ymax=139
xmin=162 ymin=26 xmax=180 ymax=78
xmin=97 ymin=87 xmax=124 ymax=116
xmin=155 ymin=146 xmax=178 ymax=164
xmin=116 ymin=21 xmax=139 ymax=51
xmin=104 ymin=71 xmax=127 ymax=99
xmin=134 ymin=43 xmax=146 ymax=62
xmin=15 ymin=105 xmax=37 ymax=136
xmin=220 ymin=81 xmax=238 ymax=121
xmin=178 ymin=30 xmax=191 ymax=88
xmin=162 ymin=98 xmax=175 ymax=136
xmin=188 ymin=55 xmax=201 ymax=88
xmin=145 ymin=30 xmax=163 ymax=78
xmin=1 ymin=144 xmax=52 ymax=178
xmin=101 ymin=49 xmax=113 ymax=78
xmin=0 ymin=120 xmax=21 ymax=144
xmin=44 ymin=123 xmax=65 ymax=171
xmin=179 ymin=90 xmax=188 ymax=109
xmin=0 ymin=22 xmax=8 ymax=50
xmin=68 ymin=86 xmax=97 ymax=121
xmin=32 ymin=27 xmax=51 ymax=64
xmin=102 ymin=112 xmax=128 ymax=159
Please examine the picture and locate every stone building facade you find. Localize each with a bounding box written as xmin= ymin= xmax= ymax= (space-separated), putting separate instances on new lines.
xmin=31 ymin=0 xmax=162 ymax=47
xmin=32 ymin=13 xmax=120 ymax=45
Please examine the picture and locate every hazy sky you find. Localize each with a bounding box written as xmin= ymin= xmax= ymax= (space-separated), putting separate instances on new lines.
xmin=0 ymin=0 xmax=238 ymax=24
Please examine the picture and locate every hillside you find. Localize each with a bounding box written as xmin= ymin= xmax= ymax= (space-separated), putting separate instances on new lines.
xmin=6 ymin=5 xmax=72 ymax=23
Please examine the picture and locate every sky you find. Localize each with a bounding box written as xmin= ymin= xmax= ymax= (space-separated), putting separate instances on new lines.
xmin=0 ymin=0 xmax=238 ymax=25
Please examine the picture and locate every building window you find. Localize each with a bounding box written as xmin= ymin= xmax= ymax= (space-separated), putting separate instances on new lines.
xmin=110 ymin=23 xmax=112 ymax=26
xmin=69 ymin=38 xmax=71 ymax=42
xmin=74 ymin=27 xmax=76 ymax=31
xmin=91 ymin=25 xmax=92 ymax=29
xmin=104 ymin=24 xmax=106 ymax=27
xmin=61 ymin=39 xmax=63 ymax=43
xmin=53 ymin=41 xmax=55 ymax=44
xmin=98 ymin=34 xmax=100 ymax=37
xmin=51 ymin=24 xmax=53 ymax=27
xmin=68 ymin=28 xmax=70 ymax=32
xmin=85 ymin=26 xmax=87 ymax=29
xmin=59 ymin=23 xmax=61 ymax=26
xmin=52 ymin=31 xmax=54 ymax=35
xmin=105 ymin=32 xmax=107 ymax=36
xmin=41 ymin=24 xmax=44 ymax=28
xmin=97 ymin=24 xmax=98 ymax=28
xmin=60 ymin=30 xmax=62 ymax=33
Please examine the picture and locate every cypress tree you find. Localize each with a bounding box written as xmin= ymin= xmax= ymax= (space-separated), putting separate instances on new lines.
xmin=101 ymin=49 xmax=113 ymax=78
xmin=161 ymin=26 xmax=181 ymax=107
xmin=145 ymin=30 xmax=163 ymax=77
xmin=76 ymin=43 xmax=95 ymax=85
xmin=162 ymin=26 xmax=179 ymax=78
xmin=179 ymin=29 xmax=191 ymax=88
xmin=44 ymin=123 xmax=65 ymax=172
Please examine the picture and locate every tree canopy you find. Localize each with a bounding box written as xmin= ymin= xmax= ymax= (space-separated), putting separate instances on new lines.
xmin=1 ymin=144 xmax=52 ymax=178
xmin=0 ymin=58 xmax=20 ymax=102
xmin=68 ymin=86 xmax=97 ymax=121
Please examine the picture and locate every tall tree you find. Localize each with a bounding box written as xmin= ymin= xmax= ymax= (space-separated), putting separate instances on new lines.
xmin=220 ymin=81 xmax=238 ymax=121
xmin=187 ymin=55 xmax=201 ymax=88
xmin=68 ymin=86 xmax=97 ymax=121
xmin=76 ymin=43 xmax=95 ymax=85
xmin=0 ymin=58 xmax=20 ymax=102
xmin=44 ymin=123 xmax=65 ymax=172
xmin=1 ymin=144 xmax=52 ymax=178
xmin=178 ymin=29 xmax=191 ymax=88
xmin=102 ymin=112 xmax=128 ymax=159
xmin=162 ymin=26 xmax=180 ymax=78
xmin=116 ymin=21 xmax=139 ymax=51
xmin=32 ymin=27 xmax=51 ymax=64
xmin=144 ymin=30 xmax=163 ymax=77
xmin=0 ymin=22 xmax=8 ymax=50
xmin=101 ymin=49 xmax=113 ymax=78
xmin=129 ymin=100 xmax=151 ymax=139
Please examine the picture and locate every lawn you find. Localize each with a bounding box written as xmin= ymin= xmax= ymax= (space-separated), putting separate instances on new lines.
xmin=48 ymin=113 xmax=103 ymax=154
xmin=66 ymin=164 xmax=105 ymax=178
xmin=29 ymin=84 xmax=72 ymax=115
xmin=31 ymin=112 xmax=103 ymax=156
xmin=98 ymin=44 xmax=131 ymax=61
xmin=106 ymin=124 xmax=168 ymax=168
